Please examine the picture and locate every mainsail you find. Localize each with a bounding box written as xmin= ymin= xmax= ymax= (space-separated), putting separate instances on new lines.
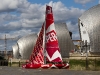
xmin=45 ymin=5 xmax=62 ymax=63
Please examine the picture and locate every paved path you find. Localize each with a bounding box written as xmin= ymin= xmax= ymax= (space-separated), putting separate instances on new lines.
xmin=0 ymin=66 xmax=100 ymax=75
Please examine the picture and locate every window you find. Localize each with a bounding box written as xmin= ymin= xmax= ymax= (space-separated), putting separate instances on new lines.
xmin=81 ymin=23 xmax=83 ymax=27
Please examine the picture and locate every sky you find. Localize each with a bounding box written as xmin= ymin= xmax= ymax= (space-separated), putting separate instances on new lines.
xmin=0 ymin=0 xmax=99 ymax=51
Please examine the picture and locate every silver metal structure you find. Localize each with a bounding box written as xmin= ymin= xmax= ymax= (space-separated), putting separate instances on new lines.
xmin=79 ymin=4 xmax=100 ymax=53
xmin=18 ymin=33 xmax=37 ymax=59
xmin=55 ymin=23 xmax=74 ymax=58
xmin=12 ymin=43 xmax=19 ymax=58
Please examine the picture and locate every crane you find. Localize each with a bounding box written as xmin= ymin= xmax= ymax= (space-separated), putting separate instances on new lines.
xmin=0 ymin=34 xmax=18 ymax=57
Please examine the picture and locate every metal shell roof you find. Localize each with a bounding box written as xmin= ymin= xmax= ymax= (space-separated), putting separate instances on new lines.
xmin=79 ymin=4 xmax=100 ymax=52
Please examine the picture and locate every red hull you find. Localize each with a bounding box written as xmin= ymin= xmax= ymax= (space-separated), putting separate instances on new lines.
xmin=22 ymin=63 xmax=69 ymax=69
xmin=22 ymin=63 xmax=41 ymax=69
xmin=41 ymin=64 xmax=52 ymax=69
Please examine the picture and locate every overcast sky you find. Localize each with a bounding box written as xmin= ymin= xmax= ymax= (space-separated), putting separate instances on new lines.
xmin=0 ymin=0 xmax=99 ymax=50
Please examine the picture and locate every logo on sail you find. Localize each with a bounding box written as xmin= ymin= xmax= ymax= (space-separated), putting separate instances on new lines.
xmin=46 ymin=31 xmax=57 ymax=43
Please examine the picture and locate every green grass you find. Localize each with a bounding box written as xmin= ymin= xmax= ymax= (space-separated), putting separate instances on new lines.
xmin=8 ymin=62 xmax=26 ymax=67
xmin=69 ymin=59 xmax=86 ymax=70
xmin=69 ymin=59 xmax=100 ymax=70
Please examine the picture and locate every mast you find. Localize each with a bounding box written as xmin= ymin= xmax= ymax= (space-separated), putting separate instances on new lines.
xmin=44 ymin=21 xmax=46 ymax=64
xmin=44 ymin=5 xmax=48 ymax=64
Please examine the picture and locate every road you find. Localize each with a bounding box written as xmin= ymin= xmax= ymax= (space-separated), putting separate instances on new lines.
xmin=0 ymin=66 xmax=100 ymax=75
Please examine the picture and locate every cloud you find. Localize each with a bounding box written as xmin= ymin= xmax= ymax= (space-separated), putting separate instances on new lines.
xmin=99 ymin=0 xmax=100 ymax=4
xmin=0 ymin=0 xmax=30 ymax=12
xmin=20 ymin=4 xmax=46 ymax=28
xmin=1 ymin=1 xmax=84 ymax=35
xmin=74 ymin=0 xmax=94 ymax=4
xmin=67 ymin=21 xmax=80 ymax=40
xmin=3 ymin=13 xmax=19 ymax=21
xmin=0 ymin=1 xmax=85 ymax=50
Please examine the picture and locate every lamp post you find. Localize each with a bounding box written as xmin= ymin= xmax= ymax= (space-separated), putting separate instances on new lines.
xmin=10 ymin=58 xmax=12 ymax=67
xmin=19 ymin=59 xmax=20 ymax=67
xmin=85 ymin=40 xmax=88 ymax=70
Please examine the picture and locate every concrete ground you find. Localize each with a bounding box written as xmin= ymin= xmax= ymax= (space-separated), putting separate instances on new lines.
xmin=0 ymin=66 xmax=100 ymax=75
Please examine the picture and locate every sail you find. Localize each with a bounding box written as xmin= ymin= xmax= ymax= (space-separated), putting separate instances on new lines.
xmin=45 ymin=5 xmax=62 ymax=63
xmin=29 ymin=24 xmax=44 ymax=64
xmin=22 ymin=5 xmax=69 ymax=69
